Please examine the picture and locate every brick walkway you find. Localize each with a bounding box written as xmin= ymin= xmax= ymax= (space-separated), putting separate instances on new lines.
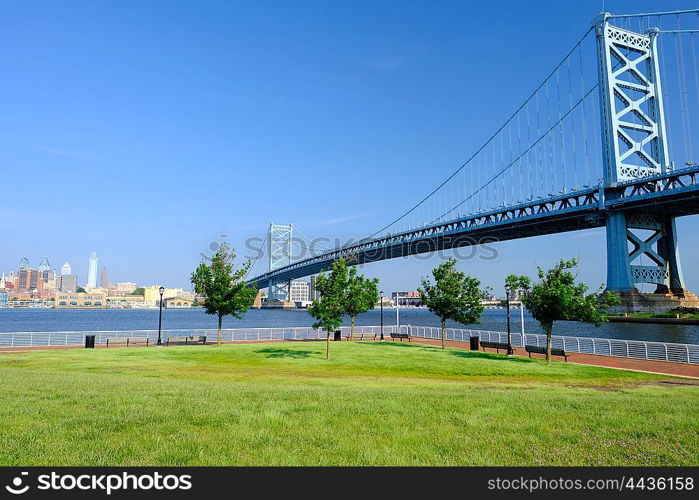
xmin=1 ymin=336 xmax=697 ymax=379
xmin=409 ymin=337 xmax=699 ymax=378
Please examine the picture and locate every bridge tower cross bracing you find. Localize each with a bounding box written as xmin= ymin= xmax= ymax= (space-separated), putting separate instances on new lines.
xmin=595 ymin=13 xmax=687 ymax=296
xmin=268 ymin=223 xmax=293 ymax=302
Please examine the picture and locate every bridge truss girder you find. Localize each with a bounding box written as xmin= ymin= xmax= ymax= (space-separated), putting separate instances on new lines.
xmin=268 ymin=223 xmax=293 ymax=302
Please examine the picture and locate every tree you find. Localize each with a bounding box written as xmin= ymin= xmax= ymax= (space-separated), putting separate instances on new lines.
xmin=344 ymin=266 xmax=379 ymax=341
xmin=76 ymin=287 xmax=86 ymax=293
xmin=504 ymin=275 xmax=531 ymax=354
xmin=308 ymin=259 xmax=348 ymax=359
xmin=131 ymin=287 xmax=145 ymax=296
xmin=191 ymin=243 xmax=257 ymax=346
xmin=520 ymin=258 xmax=619 ymax=363
xmin=418 ymin=258 xmax=485 ymax=349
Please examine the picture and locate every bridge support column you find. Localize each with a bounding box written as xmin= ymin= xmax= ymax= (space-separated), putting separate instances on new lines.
xmin=605 ymin=211 xmax=695 ymax=311
xmin=655 ymin=215 xmax=688 ymax=296
xmin=605 ymin=212 xmax=634 ymax=293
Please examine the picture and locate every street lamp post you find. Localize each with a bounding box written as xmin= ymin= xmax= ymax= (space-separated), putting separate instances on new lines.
xmin=396 ymin=292 xmax=400 ymax=328
xmin=506 ymin=290 xmax=513 ymax=355
xmin=379 ymin=291 xmax=384 ymax=340
xmin=157 ymin=286 xmax=165 ymax=346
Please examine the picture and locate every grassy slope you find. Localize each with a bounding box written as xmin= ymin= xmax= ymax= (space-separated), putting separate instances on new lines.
xmin=0 ymin=341 xmax=697 ymax=466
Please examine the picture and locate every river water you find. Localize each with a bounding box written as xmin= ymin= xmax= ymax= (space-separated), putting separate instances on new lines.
xmin=0 ymin=308 xmax=697 ymax=345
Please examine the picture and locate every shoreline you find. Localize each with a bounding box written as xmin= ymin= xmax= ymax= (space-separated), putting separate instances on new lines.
xmin=608 ymin=316 xmax=699 ymax=325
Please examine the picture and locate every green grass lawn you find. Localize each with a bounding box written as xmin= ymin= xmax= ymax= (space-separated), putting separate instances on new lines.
xmin=0 ymin=341 xmax=697 ymax=466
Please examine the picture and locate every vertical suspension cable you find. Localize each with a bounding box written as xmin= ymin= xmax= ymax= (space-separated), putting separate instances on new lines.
xmin=508 ymin=116 xmax=514 ymax=204
xmin=659 ymin=15 xmax=675 ymax=166
xmin=567 ymin=56 xmax=579 ymax=189
xmin=516 ymin=109 xmax=523 ymax=202
xmin=536 ymin=92 xmax=543 ymax=197
xmin=556 ymin=67 xmax=567 ymax=192
xmin=675 ymin=14 xmax=694 ymax=164
xmin=579 ymin=44 xmax=591 ymax=185
xmin=691 ymin=14 xmax=699 ymax=118
xmin=546 ymin=80 xmax=556 ymax=194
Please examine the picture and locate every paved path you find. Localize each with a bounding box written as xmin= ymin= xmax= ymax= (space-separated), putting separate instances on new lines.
xmin=409 ymin=337 xmax=699 ymax=378
xmin=1 ymin=336 xmax=697 ymax=379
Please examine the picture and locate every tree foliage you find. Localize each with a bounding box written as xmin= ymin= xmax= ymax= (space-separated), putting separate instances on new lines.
xmin=308 ymin=259 xmax=349 ymax=359
xmin=131 ymin=287 xmax=145 ymax=296
xmin=344 ymin=266 xmax=379 ymax=341
xmin=520 ymin=258 xmax=619 ymax=362
xmin=505 ymin=275 xmax=531 ymax=296
xmin=418 ymin=258 xmax=485 ymax=349
xmin=191 ymin=243 xmax=257 ymax=346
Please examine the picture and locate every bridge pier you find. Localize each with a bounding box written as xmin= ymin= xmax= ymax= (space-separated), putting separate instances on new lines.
xmin=606 ymin=211 xmax=696 ymax=312
xmin=596 ymin=15 xmax=696 ymax=314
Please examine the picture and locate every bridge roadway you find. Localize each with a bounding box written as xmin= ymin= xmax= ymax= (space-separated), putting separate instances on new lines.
xmin=247 ymin=166 xmax=699 ymax=289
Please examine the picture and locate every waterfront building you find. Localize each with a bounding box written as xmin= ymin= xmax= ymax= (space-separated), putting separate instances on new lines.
xmin=392 ymin=291 xmax=422 ymax=307
xmin=0 ymin=291 xmax=7 ymax=306
xmin=86 ymin=252 xmax=98 ymax=289
xmin=105 ymin=295 xmax=147 ymax=308
xmin=290 ymin=280 xmax=310 ymax=302
xmin=60 ymin=262 xmax=72 ymax=275
xmin=114 ymin=282 xmax=138 ymax=293
xmin=58 ymin=274 xmax=78 ymax=293
xmin=165 ymin=297 xmax=194 ymax=309
xmin=379 ymin=295 xmax=394 ymax=307
xmin=100 ymin=267 xmax=109 ymax=289
xmin=54 ymin=291 xmax=107 ymax=308
xmin=143 ymin=286 xmax=183 ymax=306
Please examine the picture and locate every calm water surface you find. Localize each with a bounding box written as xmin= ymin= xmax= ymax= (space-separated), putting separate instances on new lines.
xmin=0 ymin=308 xmax=697 ymax=345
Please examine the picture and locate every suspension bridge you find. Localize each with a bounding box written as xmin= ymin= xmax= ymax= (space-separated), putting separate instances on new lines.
xmin=246 ymin=9 xmax=699 ymax=312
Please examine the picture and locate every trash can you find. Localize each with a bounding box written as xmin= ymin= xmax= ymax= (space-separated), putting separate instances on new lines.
xmin=85 ymin=335 xmax=96 ymax=349
xmin=334 ymin=330 xmax=342 ymax=341
xmin=469 ymin=336 xmax=479 ymax=351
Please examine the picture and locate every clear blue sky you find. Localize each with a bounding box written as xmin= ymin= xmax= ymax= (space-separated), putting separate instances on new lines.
xmin=2 ymin=0 xmax=697 ymax=295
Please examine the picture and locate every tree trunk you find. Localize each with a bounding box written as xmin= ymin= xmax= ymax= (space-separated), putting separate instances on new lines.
xmin=350 ymin=316 xmax=355 ymax=341
xmin=326 ymin=329 xmax=331 ymax=360
xmin=544 ymin=323 xmax=552 ymax=364
xmin=217 ymin=314 xmax=223 ymax=347
xmin=441 ymin=319 xmax=446 ymax=350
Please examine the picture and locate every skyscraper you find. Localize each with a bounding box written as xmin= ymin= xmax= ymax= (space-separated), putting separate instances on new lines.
xmin=18 ymin=257 xmax=29 ymax=271
xmin=38 ymin=257 xmax=51 ymax=272
xmin=61 ymin=262 xmax=72 ymax=276
xmin=100 ymin=267 xmax=109 ymax=289
xmin=87 ymin=252 xmax=98 ymax=289
xmin=18 ymin=269 xmax=41 ymax=291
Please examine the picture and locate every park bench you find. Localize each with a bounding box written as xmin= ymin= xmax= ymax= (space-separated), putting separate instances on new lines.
xmin=525 ymin=345 xmax=569 ymax=362
xmin=106 ymin=337 xmax=149 ymax=347
xmin=344 ymin=331 xmax=377 ymax=341
xmin=480 ymin=341 xmax=510 ymax=353
xmin=166 ymin=335 xmax=207 ymax=346
xmin=389 ymin=332 xmax=411 ymax=342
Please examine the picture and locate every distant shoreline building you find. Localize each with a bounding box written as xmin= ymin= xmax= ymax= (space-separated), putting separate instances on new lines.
xmin=87 ymin=252 xmax=98 ymax=289
xmin=100 ymin=267 xmax=109 ymax=289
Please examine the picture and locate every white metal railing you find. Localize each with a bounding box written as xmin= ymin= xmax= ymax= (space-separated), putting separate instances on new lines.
xmin=408 ymin=326 xmax=699 ymax=364
xmin=0 ymin=325 xmax=406 ymax=348
xmin=0 ymin=324 xmax=695 ymax=364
